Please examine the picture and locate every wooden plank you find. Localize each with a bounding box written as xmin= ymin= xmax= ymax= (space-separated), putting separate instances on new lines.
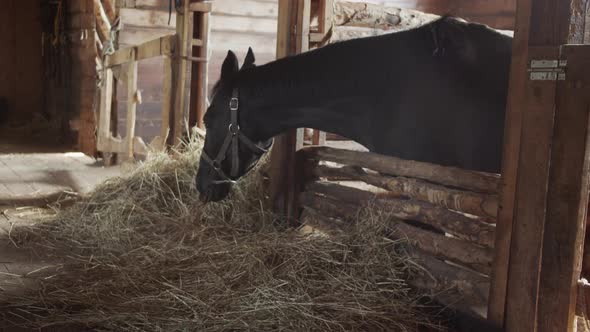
xmin=160 ymin=55 xmax=173 ymax=144
xmin=212 ymin=0 xmax=277 ymax=17
xmin=210 ymin=15 xmax=278 ymax=35
xmin=105 ymin=47 xmax=135 ymax=67
xmin=306 ymin=181 xmax=496 ymax=247
xmin=504 ymin=0 xmax=583 ymax=331
xmin=189 ymin=2 xmax=212 ymax=13
xmin=302 ymin=146 xmax=500 ymax=193
xmin=486 ymin=0 xmax=532 ymax=323
xmin=504 ymin=46 xmax=559 ymax=332
xmin=125 ymin=59 xmax=139 ymax=160
xmin=136 ymin=34 xmax=176 ymax=59
xmin=119 ymin=7 xmax=176 ymax=28
xmin=106 ymin=34 xmax=175 ymax=66
xmin=118 ymin=26 xmax=174 ymax=46
xmin=134 ymin=0 xmax=276 ymax=16
xmin=97 ymin=68 xmax=114 ymax=151
xmin=536 ymin=45 xmax=590 ymax=332
xmin=171 ymin=0 xmax=191 ymax=145
xmin=311 ymin=164 xmax=499 ymax=219
xmin=269 ymin=0 xmax=305 ymax=218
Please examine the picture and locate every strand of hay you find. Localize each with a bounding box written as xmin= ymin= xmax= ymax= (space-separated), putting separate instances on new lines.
xmin=1 ymin=133 xmax=446 ymax=331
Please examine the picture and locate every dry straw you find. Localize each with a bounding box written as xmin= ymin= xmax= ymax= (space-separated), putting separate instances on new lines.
xmin=1 ymin=133 xmax=446 ymax=331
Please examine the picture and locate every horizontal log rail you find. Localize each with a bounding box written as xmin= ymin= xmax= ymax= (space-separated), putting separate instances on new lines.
xmin=305 ymin=181 xmax=496 ymax=247
xmin=300 ymin=146 xmax=500 ymax=194
xmin=312 ymin=164 xmax=499 ymax=219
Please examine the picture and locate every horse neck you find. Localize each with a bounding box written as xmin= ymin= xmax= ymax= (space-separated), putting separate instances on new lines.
xmin=237 ymin=54 xmax=374 ymax=147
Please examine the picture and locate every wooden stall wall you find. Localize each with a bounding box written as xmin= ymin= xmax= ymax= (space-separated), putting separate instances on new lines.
xmin=0 ymin=0 xmax=43 ymax=126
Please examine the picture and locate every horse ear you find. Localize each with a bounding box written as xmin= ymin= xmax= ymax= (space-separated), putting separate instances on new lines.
xmin=242 ymin=47 xmax=256 ymax=70
xmin=221 ymin=50 xmax=239 ymax=80
xmin=433 ymin=17 xmax=476 ymax=63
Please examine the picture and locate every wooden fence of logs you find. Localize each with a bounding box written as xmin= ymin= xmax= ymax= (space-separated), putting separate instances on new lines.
xmin=298 ymin=146 xmax=501 ymax=309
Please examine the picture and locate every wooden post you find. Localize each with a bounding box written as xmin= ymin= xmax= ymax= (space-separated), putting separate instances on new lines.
xmin=97 ymin=68 xmax=114 ymax=151
xmin=269 ymin=0 xmax=308 ymax=220
xmin=125 ymin=58 xmax=138 ymax=161
xmin=161 ymin=55 xmax=173 ymax=143
xmin=490 ymin=0 xmax=588 ymax=330
xmin=536 ymin=45 xmax=590 ymax=332
xmin=188 ymin=1 xmax=211 ymax=129
xmin=171 ymin=0 xmax=192 ymax=146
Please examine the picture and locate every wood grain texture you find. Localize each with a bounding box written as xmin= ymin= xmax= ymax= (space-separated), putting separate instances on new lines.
xmin=537 ymin=44 xmax=590 ymax=332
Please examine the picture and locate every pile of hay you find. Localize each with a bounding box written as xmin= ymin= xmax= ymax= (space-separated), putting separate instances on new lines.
xmin=1 ymin=135 xmax=445 ymax=331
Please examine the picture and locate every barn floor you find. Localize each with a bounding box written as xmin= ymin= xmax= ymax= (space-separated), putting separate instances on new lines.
xmin=0 ymin=131 xmax=121 ymax=208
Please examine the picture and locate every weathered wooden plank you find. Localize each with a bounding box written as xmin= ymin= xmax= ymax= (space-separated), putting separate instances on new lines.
xmin=189 ymin=2 xmax=212 ymax=12
xmin=301 ymin=146 xmax=500 ymax=193
xmin=97 ymin=68 xmax=114 ymax=151
xmin=170 ymin=0 xmax=191 ymax=145
xmin=312 ymin=164 xmax=498 ymax=219
xmin=269 ymin=0 xmax=306 ymax=218
xmin=537 ymin=45 xmax=590 ymax=332
xmin=106 ymin=34 xmax=175 ymax=66
xmin=119 ymin=7 xmax=176 ymax=28
xmin=160 ymin=55 xmax=173 ymax=144
xmin=499 ymin=0 xmax=586 ymax=329
xmin=306 ymin=181 xmax=496 ymax=247
xmin=300 ymin=190 xmax=494 ymax=275
xmin=125 ymin=59 xmax=139 ymax=160
xmin=394 ymin=222 xmax=493 ymax=276
xmin=486 ymin=0 xmax=531 ymax=323
xmin=333 ymin=1 xmax=438 ymax=30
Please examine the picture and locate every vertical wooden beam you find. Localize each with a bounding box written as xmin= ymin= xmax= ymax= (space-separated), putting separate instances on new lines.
xmin=310 ymin=0 xmax=331 ymax=146
xmin=188 ymin=2 xmax=210 ymax=129
xmin=161 ymin=55 xmax=173 ymax=143
xmin=171 ymin=0 xmax=192 ymax=146
xmin=125 ymin=59 xmax=138 ymax=161
xmin=493 ymin=0 xmax=588 ymax=330
xmin=486 ymin=0 xmax=530 ymax=322
xmin=97 ymin=68 xmax=114 ymax=150
xmin=536 ymin=44 xmax=590 ymax=332
xmin=269 ymin=0 xmax=308 ymax=219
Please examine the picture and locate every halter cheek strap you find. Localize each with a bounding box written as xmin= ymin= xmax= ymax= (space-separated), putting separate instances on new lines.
xmin=201 ymin=88 xmax=270 ymax=184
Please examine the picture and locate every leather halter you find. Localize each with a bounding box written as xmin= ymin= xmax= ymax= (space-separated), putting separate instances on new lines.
xmin=201 ymin=88 xmax=270 ymax=184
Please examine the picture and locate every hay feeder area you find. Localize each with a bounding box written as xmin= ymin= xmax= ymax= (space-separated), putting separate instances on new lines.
xmin=0 ymin=137 xmax=479 ymax=332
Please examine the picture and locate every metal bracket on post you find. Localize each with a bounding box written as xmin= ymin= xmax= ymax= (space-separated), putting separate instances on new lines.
xmin=528 ymin=59 xmax=567 ymax=80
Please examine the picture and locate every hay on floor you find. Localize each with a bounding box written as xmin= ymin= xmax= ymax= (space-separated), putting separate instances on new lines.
xmin=1 ymin=135 xmax=446 ymax=331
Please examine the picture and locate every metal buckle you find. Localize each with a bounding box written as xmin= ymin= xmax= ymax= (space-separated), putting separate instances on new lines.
xmin=228 ymin=123 xmax=239 ymax=135
xmin=229 ymin=97 xmax=239 ymax=110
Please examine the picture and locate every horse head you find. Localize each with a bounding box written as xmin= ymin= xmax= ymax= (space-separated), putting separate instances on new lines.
xmin=196 ymin=48 xmax=273 ymax=202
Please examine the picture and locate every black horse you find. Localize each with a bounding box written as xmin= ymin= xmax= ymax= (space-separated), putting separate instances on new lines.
xmin=196 ymin=16 xmax=512 ymax=203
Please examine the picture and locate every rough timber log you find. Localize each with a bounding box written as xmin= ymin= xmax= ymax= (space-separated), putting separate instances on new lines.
xmin=313 ymin=164 xmax=499 ymax=220
xmin=333 ymin=1 xmax=438 ymax=31
xmin=301 ymin=146 xmax=500 ymax=194
xmin=305 ymin=182 xmax=496 ymax=247
xmin=299 ymin=208 xmax=490 ymax=308
xmin=409 ymin=250 xmax=490 ymax=308
xmin=300 ymin=191 xmax=494 ymax=275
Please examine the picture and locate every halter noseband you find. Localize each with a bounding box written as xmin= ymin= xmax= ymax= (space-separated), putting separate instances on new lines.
xmin=201 ymin=88 xmax=270 ymax=184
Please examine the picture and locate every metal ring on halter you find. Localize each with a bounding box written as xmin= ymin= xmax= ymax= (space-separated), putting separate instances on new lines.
xmin=228 ymin=123 xmax=239 ymax=135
